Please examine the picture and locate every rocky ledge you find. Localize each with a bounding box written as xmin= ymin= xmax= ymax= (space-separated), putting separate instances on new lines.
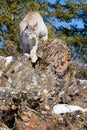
xmin=0 ymin=39 xmax=87 ymax=130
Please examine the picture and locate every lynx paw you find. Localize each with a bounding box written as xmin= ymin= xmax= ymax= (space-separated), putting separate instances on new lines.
xmin=31 ymin=54 xmax=38 ymax=63
xmin=24 ymin=53 xmax=30 ymax=58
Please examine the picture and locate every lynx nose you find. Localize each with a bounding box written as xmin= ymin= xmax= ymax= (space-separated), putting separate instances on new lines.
xmin=32 ymin=37 xmax=35 ymax=40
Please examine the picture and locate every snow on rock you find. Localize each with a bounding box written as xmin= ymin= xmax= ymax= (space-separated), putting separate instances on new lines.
xmin=0 ymin=56 xmax=15 ymax=67
xmin=52 ymin=104 xmax=87 ymax=115
xmin=0 ymin=56 xmax=15 ymax=77
xmin=79 ymin=79 xmax=87 ymax=84
xmin=5 ymin=56 xmax=15 ymax=66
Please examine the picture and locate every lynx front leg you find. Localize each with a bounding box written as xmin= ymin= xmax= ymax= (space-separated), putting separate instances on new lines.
xmin=30 ymin=43 xmax=38 ymax=63
xmin=21 ymin=44 xmax=30 ymax=54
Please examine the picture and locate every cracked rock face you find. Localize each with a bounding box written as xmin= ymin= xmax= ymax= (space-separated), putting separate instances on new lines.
xmin=0 ymin=39 xmax=71 ymax=91
xmin=0 ymin=39 xmax=87 ymax=130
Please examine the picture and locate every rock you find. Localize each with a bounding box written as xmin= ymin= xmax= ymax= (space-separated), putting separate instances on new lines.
xmin=0 ymin=56 xmax=15 ymax=78
xmin=0 ymin=56 xmax=14 ymax=67
xmin=38 ymin=39 xmax=70 ymax=77
xmin=0 ymin=38 xmax=87 ymax=130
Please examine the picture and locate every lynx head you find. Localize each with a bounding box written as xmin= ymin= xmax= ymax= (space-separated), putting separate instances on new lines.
xmin=24 ymin=22 xmax=38 ymax=40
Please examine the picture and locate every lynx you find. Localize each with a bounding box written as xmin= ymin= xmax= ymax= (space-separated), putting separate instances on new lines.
xmin=19 ymin=12 xmax=48 ymax=63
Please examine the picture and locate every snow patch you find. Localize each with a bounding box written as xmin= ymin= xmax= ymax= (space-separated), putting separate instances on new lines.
xmin=5 ymin=56 xmax=14 ymax=66
xmin=0 ymin=56 xmax=15 ymax=67
xmin=79 ymin=79 xmax=87 ymax=84
xmin=52 ymin=104 xmax=87 ymax=114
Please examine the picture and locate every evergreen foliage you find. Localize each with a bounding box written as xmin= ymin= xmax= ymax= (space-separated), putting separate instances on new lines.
xmin=0 ymin=0 xmax=87 ymax=59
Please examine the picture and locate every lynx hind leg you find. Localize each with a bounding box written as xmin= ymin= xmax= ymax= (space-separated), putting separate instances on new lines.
xmin=41 ymin=34 xmax=48 ymax=41
xmin=30 ymin=44 xmax=38 ymax=63
xmin=40 ymin=27 xmax=48 ymax=41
